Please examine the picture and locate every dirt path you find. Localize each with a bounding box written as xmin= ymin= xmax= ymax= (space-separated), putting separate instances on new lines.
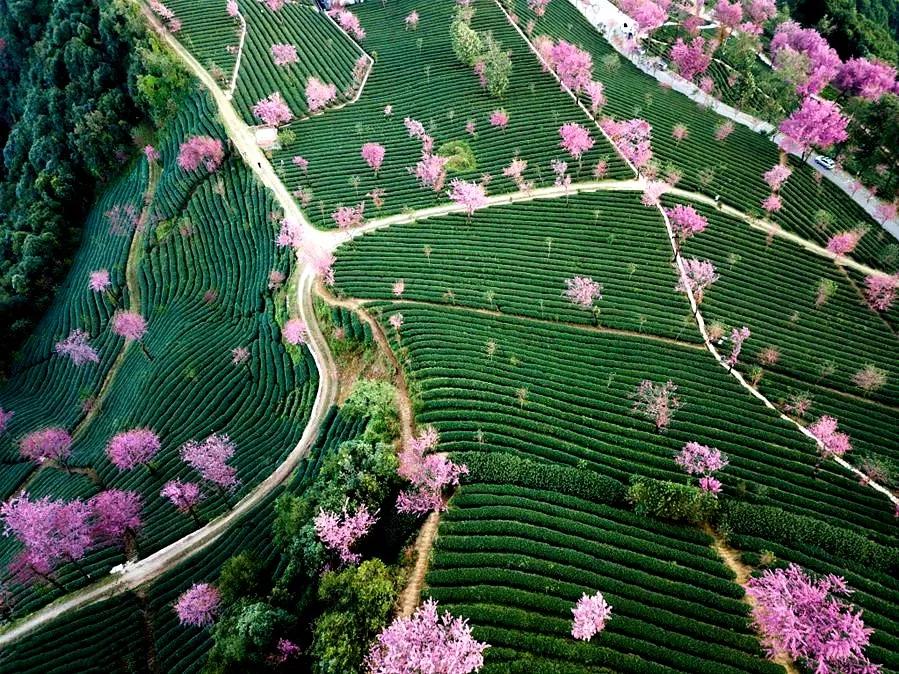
xmin=397 ymin=511 xmax=441 ymax=618
xmin=704 ymin=524 xmax=800 ymax=674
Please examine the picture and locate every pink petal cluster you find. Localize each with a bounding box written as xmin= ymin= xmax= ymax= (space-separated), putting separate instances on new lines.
xmin=332 ymin=9 xmax=365 ymax=40
xmin=252 ymin=92 xmax=293 ymax=126
xmin=571 ymin=591 xmax=612 ymax=641
xmin=397 ymin=454 xmax=468 ymax=515
xmin=20 ymin=428 xmax=72 ymax=465
xmin=231 ymin=346 xmax=250 ymax=366
xmin=559 ymin=122 xmax=594 ymax=159
xmin=314 ymin=504 xmax=378 ymax=565
xmin=389 ymin=313 xmax=404 ymax=331
xmin=714 ymin=121 xmax=735 ymax=141
xmin=584 ymin=80 xmax=605 ymax=114
xmin=676 ymin=441 xmax=728 ymax=480
xmin=745 ymin=564 xmax=877 ymax=674
xmin=826 ymin=231 xmax=862 ymax=256
xmin=54 ymin=329 xmax=100 ymax=366
xmin=876 ymin=201 xmax=897 ymax=224
xmin=835 ymin=58 xmax=897 ymax=101
xmin=361 ymin=142 xmax=386 ymax=174
xmin=306 ymin=77 xmax=337 ymax=114
xmin=676 ymin=258 xmax=719 ymax=302
xmin=669 ymin=36 xmax=711 ymax=81
xmin=770 ymin=22 xmax=842 ymax=96
xmin=88 ymin=269 xmax=111 ymax=293
xmin=227 ymin=0 xmax=239 ymax=18
xmin=112 ymin=311 xmax=147 ymax=341
xmin=713 ymin=0 xmax=742 ymax=28
xmin=747 ymin=0 xmax=776 ymax=23
xmin=447 ymin=179 xmax=488 ymax=216
xmin=762 ymin=193 xmax=783 ymax=213
xmin=763 ymin=164 xmax=793 ymax=191
xmin=282 ymin=318 xmax=308 ymax=345
xmin=489 ymin=109 xmax=509 ymax=129
xmin=404 ymin=117 xmax=427 ymax=140
xmin=178 ymin=136 xmax=224 ymax=173
xmin=149 ymin=1 xmax=180 ymax=32
xmin=632 ymin=379 xmax=680 ymax=431
xmin=301 ymin=244 xmax=336 ymax=286
xmin=107 ymin=428 xmax=161 ymax=470
xmin=404 ymin=10 xmax=419 ymax=29
xmin=548 ymin=40 xmax=594 ymax=93
xmin=779 ymin=98 xmax=848 ymax=154
xmin=413 ymin=154 xmax=449 ymax=192
xmin=180 ymin=433 xmax=240 ymax=491
xmin=269 ymin=638 xmax=302 ymax=665
xmin=161 ymin=480 xmax=204 ymax=512
xmin=88 ymin=490 xmax=142 ymax=543
xmin=667 ymin=204 xmax=708 ymax=241
xmin=143 ymin=145 xmax=160 ymax=162
xmin=863 ymin=274 xmax=898 ymax=312
xmin=619 ymin=0 xmax=668 ymax=33
xmin=276 ymin=217 xmax=302 ymax=249
xmin=270 ymin=43 xmax=298 ymax=67
xmin=808 ymin=415 xmax=852 ymax=458
xmin=601 ymin=118 xmax=652 ymax=168
xmin=174 ymin=583 xmax=221 ymax=627
xmin=292 ymin=155 xmax=309 ymax=172
xmin=392 ymin=279 xmax=405 ymax=296
xmin=398 ymin=427 xmax=440 ymax=481
xmin=726 ymin=326 xmax=751 ymax=367
xmin=672 ymin=124 xmax=689 ymax=142
xmin=260 ymin=0 xmax=285 ymax=10
xmin=366 ymin=599 xmax=489 ymax=674
xmin=332 ymin=202 xmax=366 ymax=229
xmin=641 ymin=180 xmax=668 ymax=206
xmin=564 ymin=275 xmax=603 ymax=309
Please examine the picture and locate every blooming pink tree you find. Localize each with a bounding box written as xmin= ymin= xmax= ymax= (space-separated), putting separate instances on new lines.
xmin=747 ymin=0 xmax=776 ymax=23
xmin=713 ymin=0 xmax=742 ymax=35
xmin=397 ymin=454 xmax=468 ymax=514
xmin=549 ymin=40 xmax=594 ymax=92
xmin=448 ymin=179 xmax=488 ymax=220
xmin=770 ymin=22 xmax=842 ymax=96
xmin=763 ymin=164 xmax=793 ymax=192
xmin=601 ymin=118 xmax=652 ymax=169
xmin=361 ymin=142 xmax=386 ymax=175
xmin=388 ymin=313 xmax=404 ymax=332
xmin=528 ymin=0 xmax=551 ymax=16
xmin=54 ymin=329 xmax=99 ymax=366
xmin=852 ymin=365 xmax=887 ymax=394
xmin=620 ymin=0 xmax=668 ymax=34
xmin=144 ymin=144 xmax=160 ymax=163
xmin=669 ymin=37 xmax=711 ymax=82
xmin=641 ymin=180 xmax=668 ymax=207
xmin=672 ymin=124 xmax=688 ymax=143
xmin=107 ymin=428 xmax=161 ymax=471
xmin=282 ymin=318 xmax=308 ymax=346
xmin=808 ymin=415 xmax=852 ymax=464
xmin=503 ymin=158 xmax=530 ymax=191
xmin=332 ymin=8 xmax=365 ymax=40
xmin=177 ymin=136 xmax=224 ymax=173
xmin=226 ymin=0 xmax=239 ymax=18
xmin=332 ymin=203 xmax=366 ymax=229
xmin=632 ymin=380 xmax=680 ymax=431
xmin=413 ymin=154 xmax=449 ymax=192
xmin=676 ymin=258 xmax=719 ymax=302
xmin=112 ymin=310 xmax=150 ymax=358
xmin=714 ymin=121 xmax=735 ymax=141
xmin=367 ymin=599 xmax=489 ymax=674
xmin=826 ymin=230 xmax=862 ymax=256
xmin=875 ymin=201 xmax=897 ymax=224
xmin=551 ymin=159 xmax=571 ymax=193
xmin=762 ymin=193 xmax=783 ymax=214
xmin=314 ymin=504 xmax=378 ymax=565
xmin=571 ymin=592 xmax=612 ymax=641
xmin=726 ymin=326 xmax=750 ymax=368
xmin=489 ymin=109 xmax=509 ymax=129
xmin=398 ymin=427 xmax=439 ymax=481
xmin=863 ymin=274 xmax=898 ymax=311
xmin=160 ymin=480 xmax=204 ymax=523
xmin=87 ymin=490 xmax=142 ymax=547
xmin=564 ymin=275 xmax=603 ymax=310
xmin=585 ymin=80 xmax=606 ymax=115
xmin=306 ymin=77 xmax=337 ymax=113
xmin=180 ymin=433 xmax=240 ymax=497
xmin=779 ymin=98 xmax=848 ymax=159
xmin=270 ymin=43 xmax=298 ymax=67
xmin=252 ymin=92 xmax=293 ymax=126
xmin=20 ymin=428 xmax=72 ymax=467
xmin=404 ymin=10 xmax=419 ymax=29
xmin=276 ymin=217 xmax=302 ymax=249
xmin=745 ymin=565 xmax=878 ymax=674
xmin=667 ymin=204 xmax=708 ymax=243
xmin=88 ymin=268 xmax=112 ymax=294
xmin=174 ymin=583 xmax=221 ymax=627
xmin=833 ymin=57 xmax=896 ymax=101
xmin=559 ymin=122 xmax=594 ymax=161
xmin=676 ymin=441 xmax=729 ymax=494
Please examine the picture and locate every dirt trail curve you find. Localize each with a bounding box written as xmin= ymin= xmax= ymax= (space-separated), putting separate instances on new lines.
xmin=0 ymin=6 xmax=340 ymax=647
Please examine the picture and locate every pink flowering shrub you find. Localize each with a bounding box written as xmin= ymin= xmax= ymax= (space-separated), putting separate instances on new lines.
xmin=282 ymin=318 xmax=308 ymax=345
xmin=762 ymin=193 xmax=783 ymax=213
xmin=252 ymin=92 xmax=293 ymax=126
xmin=270 ymin=43 xmax=298 ymax=67
xmin=600 ymin=118 xmax=652 ymax=168
xmin=713 ymin=0 xmax=742 ymax=29
xmin=619 ymin=0 xmax=667 ymax=33
xmin=161 ymin=480 xmax=204 ymax=513
xmin=180 ymin=433 xmax=240 ymax=492
xmin=863 ymin=274 xmax=898 ymax=311
xmin=714 ymin=121 xmax=735 ymax=141
xmin=826 ymin=231 xmax=862 ymax=256
xmin=672 ymin=124 xmax=688 ymax=142
xmin=745 ymin=565 xmax=878 ymax=674
xmin=314 ymin=504 xmax=377 ymax=565
xmin=808 ymin=415 xmax=852 ymax=459
xmin=726 ymin=326 xmax=751 ymax=367
xmin=54 ymin=329 xmax=99 ymax=366
xmin=396 ymin=428 xmax=468 ymax=515
xmin=641 ymin=180 xmax=668 ymax=206
xmin=174 ymin=583 xmax=221 ymax=627
xmin=669 ymin=37 xmax=711 ymax=81
xmin=332 ymin=8 xmax=365 ymax=40
xmin=88 ymin=490 xmax=142 ymax=544
xmin=770 ymin=21 xmax=841 ymax=96
xmin=306 ymin=77 xmax=337 ymax=113
xmin=489 ymin=109 xmax=509 ymax=129
xmin=549 ymin=40 xmax=594 ymax=93
xmin=571 ymin=592 xmax=612 ymax=641
xmin=89 ymin=269 xmax=112 ymax=293
xmin=413 ymin=154 xmax=449 ymax=192
xmin=585 ymin=80 xmax=605 ymax=114
xmin=667 ymin=204 xmax=708 ymax=242
xmin=367 ymin=599 xmax=488 ymax=673
xmin=447 ymin=179 xmax=488 ymax=217
xmin=107 ymin=428 xmax=161 ymax=471
xmin=20 ymin=428 xmax=72 ymax=465
xmin=676 ymin=258 xmax=719 ymax=302
xmin=676 ymin=442 xmax=729 ymax=494
xmin=112 ymin=311 xmax=147 ymax=341
xmin=404 ymin=10 xmax=419 ymax=29
xmin=178 ymin=136 xmax=224 ymax=173
xmin=227 ymin=0 xmax=239 ymax=17
xmin=564 ymin=276 xmax=602 ymax=309
xmin=360 ymin=142 xmax=386 ymax=174
xmin=763 ymin=164 xmax=792 ymax=192
xmin=388 ymin=313 xmax=404 ymax=331
xmin=631 ymin=380 xmax=680 ymax=431
xmin=332 ymin=203 xmax=366 ymax=229
xmin=834 ymin=58 xmax=897 ymax=101
xmin=559 ymin=122 xmax=594 ymax=159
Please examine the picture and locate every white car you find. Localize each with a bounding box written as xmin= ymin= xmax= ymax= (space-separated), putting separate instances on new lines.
xmin=814 ymin=155 xmax=836 ymax=171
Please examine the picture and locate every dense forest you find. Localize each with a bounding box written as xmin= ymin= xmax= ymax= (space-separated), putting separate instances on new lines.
xmin=0 ymin=0 xmax=187 ymax=368
xmin=789 ymin=0 xmax=899 ymax=63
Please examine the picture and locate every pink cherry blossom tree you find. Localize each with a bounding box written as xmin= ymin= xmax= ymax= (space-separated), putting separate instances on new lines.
xmin=600 ymin=118 xmax=653 ymax=169
xmin=252 ymin=92 xmax=293 ymax=126
xmin=174 ymin=583 xmax=221 ymax=627
xmin=726 ymin=326 xmax=750 ymax=368
xmin=332 ymin=8 xmax=365 ymax=40
xmin=745 ymin=565 xmax=878 ymax=674
xmin=177 ymin=136 xmax=224 ymax=173
xmin=549 ymin=40 xmax=594 ymax=93
xmin=405 ymin=10 xmax=419 ymax=30
xmin=571 ymin=592 xmax=612 ymax=641
xmin=275 ymin=217 xmax=302 ymax=249
xmin=667 ymin=204 xmax=708 ymax=243
xmin=160 ymin=480 xmax=204 ymax=524
xmin=676 ymin=441 xmax=729 ymax=495
xmin=282 ymin=318 xmax=308 ymax=346
xmin=313 ymin=504 xmax=378 ymax=565
xmin=585 ymin=80 xmax=606 ymax=115
xmin=620 ymin=0 xmax=668 ymax=34
xmin=489 ymin=109 xmax=509 ymax=129
xmin=852 ymin=365 xmax=887 ymax=394
xmin=763 ymin=164 xmax=793 ymax=192
xmin=361 ymin=142 xmax=386 ymax=175
xmin=779 ymin=98 xmax=848 ymax=159
xmin=227 ymin=0 xmax=239 ymax=18
xmin=641 ymin=180 xmax=668 ymax=207
xmin=528 ymin=0 xmax=551 ymax=17
xmin=632 ymin=379 xmax=680 ymax=431
xmin=112 ymin=311 xmax=151 ymax=359
xmin=669 ymin=37 xmax=711 ymax=82
xmin=559 ymin=122 xmax=594 ymax=161
xmin=388 ymin=313 xmax=404 ymax=332
xmin=715 ymin=121 xmax=735 ymax=142
xmin=107 ymin=428 xmax=161 ymax=471
xmin=564 ymin=275 xmax=603 ymax=310
xmin=762 ymin=193 xmax=783 ymax=214
xmin=413 ymin=154 xmax=449 ymax=192
xmin=676 ymin=258 xmax=719 ymax=302
xmin=448 ymin=179 xmax=488 ymax=220
xmin=180 ymin=433 xmax=240 ymax=499
xmin=270 ymin=43 xmax=298 ymax=67
xmin=826 ymin=230 xmax=862 ymax=256
xmin=713 ymin=0 xmax=742 ymax=37
xmin=863 ymin=274 xmax=898 ymax=311
xmin=833 ymin=57 xmax=896 ymax=101
xmin=306 ymin=77 xmax=337 ymax=113
xmin=396 ymin=454 xmax=468 ymax=515
xmin=87 ymin=490 xmax=142 ymax=548
xmin=672 ymin=124 xmax=688 ymax=143
xmin=20 ymin=428 xmax=72 ymax=468
xmin=367 ymin=599 xmax=489 ymax=674
xmin=54 ymin=329 xmax=99 ymax=366
xmin=808 ymin=415 xmax=852 ymax=466
xmin=332 ymin=203 xmax=366 ymax=229
xmin=747 ymin=0 xmax=776 ymax=23
xmin=770 ymin=22 xmax=842 ymax=96
xmin=398 ymin=427 xmax=439 ymax=481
